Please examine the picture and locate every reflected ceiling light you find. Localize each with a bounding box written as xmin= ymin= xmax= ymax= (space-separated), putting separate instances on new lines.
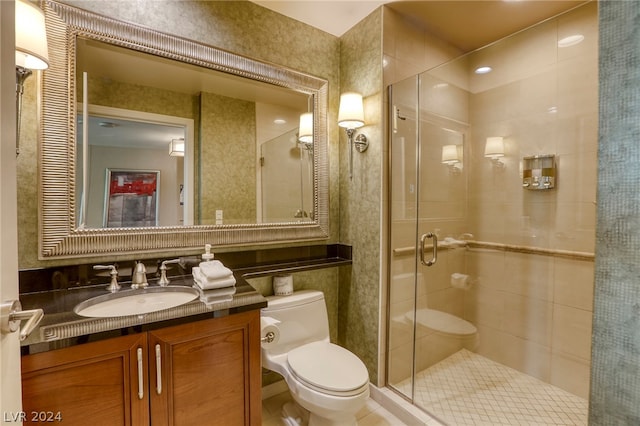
xmin=474 ymin=66 xmax=493 ymax=74
xmin=15 ymin=0 xmax=50 ymax=156
xmin=98 ymin=121 xmax=117 ymax=128
xmin=558 ymin=34 xmax=584 ymax=48
xmin=273 ymin=118 xmax=286 ymax=124
xmin=169 ymin=138 xmax=185 ymax=157
xmin=485 ymin=136 xmax=505 ymax=168
xmin=433 ymin=83 xmax=449 ymax=89
xmin=338 ymin=92 xmax=368 ymax=180
xmin=298 ymin=112 xmax=313 ymax=144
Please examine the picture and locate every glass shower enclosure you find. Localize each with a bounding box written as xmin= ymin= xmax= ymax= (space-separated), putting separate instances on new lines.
xmin=386 ymin=3 xmax=596 ymax=423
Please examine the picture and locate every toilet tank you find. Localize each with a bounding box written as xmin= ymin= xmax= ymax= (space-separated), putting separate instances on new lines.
xmin=262 ymin=290 xmax=330 ymax=355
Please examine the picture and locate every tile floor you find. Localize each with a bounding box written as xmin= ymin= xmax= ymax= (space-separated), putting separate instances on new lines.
xmin=394 ymin=349 xmax=588 ymax=425
xmin=262 ymin=390 xmax=409 ymax=426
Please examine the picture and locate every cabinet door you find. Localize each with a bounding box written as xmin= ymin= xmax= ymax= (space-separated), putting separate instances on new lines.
xmin=149 ymin=311 xmax=261 ymax=426
xmin=22 ymin=333 xmax=149 ymax=426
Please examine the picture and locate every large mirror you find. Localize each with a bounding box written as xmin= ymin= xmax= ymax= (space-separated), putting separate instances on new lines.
xmin=40 ymin=0 xmax=329 ymax=259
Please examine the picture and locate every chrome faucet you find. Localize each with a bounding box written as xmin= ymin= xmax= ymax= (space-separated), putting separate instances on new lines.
xmin=93 ymin=264 xmax=120 ymax=292
xmin=158 ymin=259 xmax=181 ymax=286
xmin=131 ymin=261 xmax=148 ymax=289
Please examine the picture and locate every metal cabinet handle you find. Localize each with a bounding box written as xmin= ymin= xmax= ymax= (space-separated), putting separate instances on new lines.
xmin=155 ymin=344 xmax=162 ymax=395
xmin=419 ymin=232 xmax=438 ymax=267
xmin=137 ymin=348 xmax=144 ymax=400
xmin=1 ymin=300 xmax=44 ymax=341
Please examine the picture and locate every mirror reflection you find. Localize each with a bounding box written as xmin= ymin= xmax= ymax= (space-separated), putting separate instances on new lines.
xmin=75 ymin=38 xmax=314 ymax=229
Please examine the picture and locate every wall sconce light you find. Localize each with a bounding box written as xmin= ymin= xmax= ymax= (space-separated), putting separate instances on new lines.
xmin=441 ymin=144 xmax=461 ymax=174
xmin=169 ymin=138 xmax=185 ymax=157
xmin=298 ymin=112 xmax=313 ymax=146
xmin=15 ymin=0 xmax=49 ymax=156
xmin=484 ymin=136 xmax=505 ymax=168
xmin=338 ymin=92 xmax=369 ymax=180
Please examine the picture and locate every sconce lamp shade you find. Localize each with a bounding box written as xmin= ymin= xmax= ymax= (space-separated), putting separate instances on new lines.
xmin=298 ymin=112 xmax=313 ymax=144
xmin=338 ymin=92 xmax=365 ymax=129
xmin=484 ymin=136 xmax=505 ymax=159
xmin=15 ymin=0 xmax=49 ymax=70
xmin=442 ymin=144 xmax=460 ymax=164
xmin=169 ymin=138 xmax=185 ymax=157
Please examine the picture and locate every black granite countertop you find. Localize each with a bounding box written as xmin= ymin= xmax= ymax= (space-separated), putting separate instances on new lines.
xmin=19 ymin=244 xmax=352 ymax=355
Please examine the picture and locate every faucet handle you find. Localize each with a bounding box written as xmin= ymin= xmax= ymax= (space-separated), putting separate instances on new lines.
xmin=158 ymin=259 xmax=180 ymax=286
xmin=93 ymin=264 xmax=120 ymax=292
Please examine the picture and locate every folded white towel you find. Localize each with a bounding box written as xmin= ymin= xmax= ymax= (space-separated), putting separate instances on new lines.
xmin=200 ymin=294 xmax=234 ymax=306
xmin=193 ymin=267 xmax=236 ymax=290
xmin=199 ymin=260 xmax=233 ymax=281
xmin=198 ymin=286 xmax=237 ymax=302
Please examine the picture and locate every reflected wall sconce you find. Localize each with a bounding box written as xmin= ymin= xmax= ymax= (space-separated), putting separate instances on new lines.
xmin=484 ymin=136 xmax=505 ymax=168
xmin=169 ymin=138 xmax=185 ymax=157
xmin=15 ymin=0 xmax=49 ymax=156
xmin=298 ymin=112 xmax=313 ymax=146
xmin=338 ymin=92 xmax=369 ymax=180
xmin=441 ymin=144 xmax=461 ymax=174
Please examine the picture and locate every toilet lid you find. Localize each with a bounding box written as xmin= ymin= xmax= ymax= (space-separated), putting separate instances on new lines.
xmin=287 ymin=341 xmax=369 ymax=396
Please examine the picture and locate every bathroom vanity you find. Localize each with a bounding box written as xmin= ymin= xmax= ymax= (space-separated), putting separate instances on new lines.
xmin=18 ymin=245 xmax=352 ymax=426
xmin=21 ymin=311 xmax=260 ymax=425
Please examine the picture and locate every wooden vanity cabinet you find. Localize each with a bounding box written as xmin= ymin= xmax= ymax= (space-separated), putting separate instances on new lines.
xmin=21 ymin=310 xmax=261 ymax=426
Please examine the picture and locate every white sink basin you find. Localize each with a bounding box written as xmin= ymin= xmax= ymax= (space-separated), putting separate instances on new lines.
xmin=74 ymin=286 xmax=199 ymax=318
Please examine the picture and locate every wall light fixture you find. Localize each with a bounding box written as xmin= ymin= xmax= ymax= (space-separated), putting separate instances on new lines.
xmin=485 ymin=136 xmax=505 ymax=168
xmin=298 ymin=112 xmax=313 ymax=145
xmin=15 ymin=0 xmax=49 ymax=156
xmin=442 ymin=144 xmax=461 ymax=174
xmin=169 ymin=138 xmax=185 ymax=157
xmin=338 ymin=92 xmax=368 ymax=180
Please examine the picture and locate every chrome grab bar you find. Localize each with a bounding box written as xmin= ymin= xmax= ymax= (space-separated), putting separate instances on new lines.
xmin=419 ymin=232 xmax=438 ymax=266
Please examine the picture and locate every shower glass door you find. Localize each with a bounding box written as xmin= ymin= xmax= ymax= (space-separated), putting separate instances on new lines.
xmin=387 ymin=68 xmax=469 ymax=403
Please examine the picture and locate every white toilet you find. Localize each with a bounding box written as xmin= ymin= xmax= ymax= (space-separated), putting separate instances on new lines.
xmin=261 ymin=290 xmax=370 ymax=426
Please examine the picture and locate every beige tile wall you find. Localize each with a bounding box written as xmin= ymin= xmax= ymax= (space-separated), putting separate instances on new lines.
xmin=385 ymin=2 xmax=596 ymax=399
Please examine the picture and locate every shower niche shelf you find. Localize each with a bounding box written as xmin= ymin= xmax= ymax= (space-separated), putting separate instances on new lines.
xmin=523 ymin=155 xmax=556 ymax=190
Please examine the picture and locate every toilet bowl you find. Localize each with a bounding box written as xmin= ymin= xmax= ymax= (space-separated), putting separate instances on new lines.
xmin=261 ymin=290 xmax=370 ymax=426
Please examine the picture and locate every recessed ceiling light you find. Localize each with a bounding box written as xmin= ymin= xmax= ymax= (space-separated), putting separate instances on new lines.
xmin=274 ymin=118 xmax=286 ymax=124
xmin=558 ymin=34 xmax=584 ymax=48
xmin=474 ymin=66 xmax=492 ymax=74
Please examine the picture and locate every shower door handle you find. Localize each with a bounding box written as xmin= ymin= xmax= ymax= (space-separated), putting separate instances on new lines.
xmin=419 ymin=232 xmax=438 ymax=266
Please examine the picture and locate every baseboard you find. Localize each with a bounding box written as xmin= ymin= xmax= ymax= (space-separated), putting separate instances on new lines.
xmin=262 ymin=379 xmax=289 ymax=400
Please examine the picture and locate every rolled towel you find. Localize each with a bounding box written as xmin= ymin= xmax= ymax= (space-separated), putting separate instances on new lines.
xmin=199 ymin=260 xmax=233 ymax=281
xmin=193 ymin=267 xmax=236 ymax=290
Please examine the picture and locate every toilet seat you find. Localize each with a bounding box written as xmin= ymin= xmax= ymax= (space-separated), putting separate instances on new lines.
xmin=287 ymin=341 xmax=369 ymax=397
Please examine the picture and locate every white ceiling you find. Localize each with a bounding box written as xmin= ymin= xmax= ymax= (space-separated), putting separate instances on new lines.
xmin=251 ymin=0 xmax=588 ymax=51
xmin=252 ymin=0 xmax=390 ymax=37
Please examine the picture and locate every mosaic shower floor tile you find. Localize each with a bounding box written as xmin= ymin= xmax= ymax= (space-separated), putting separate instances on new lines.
xmin=395 ymin=349 xmax=588 ymax=425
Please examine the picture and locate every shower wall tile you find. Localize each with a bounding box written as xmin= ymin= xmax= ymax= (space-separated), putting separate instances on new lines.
xmin=551 ymin=352 xmax=591 ymax=399
xmin=506 ymin=19 xmax=558 ymax=82
xmin=553 ymin=258 xmax=594 ymax=311
xmin=500 ymin=333 xmax=552 ymax=382
xmin=504 ymin=252 xmax=555 ymax=301
xmin=552 ymin=304 xmax=593 ymax=361
xmin=557 ymin=2 xmax=598 ymax=62
xmin=382 ymin=6 xmax=462 ymax=88
xmin=502 ymin=293 xmax=553 ymax=346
